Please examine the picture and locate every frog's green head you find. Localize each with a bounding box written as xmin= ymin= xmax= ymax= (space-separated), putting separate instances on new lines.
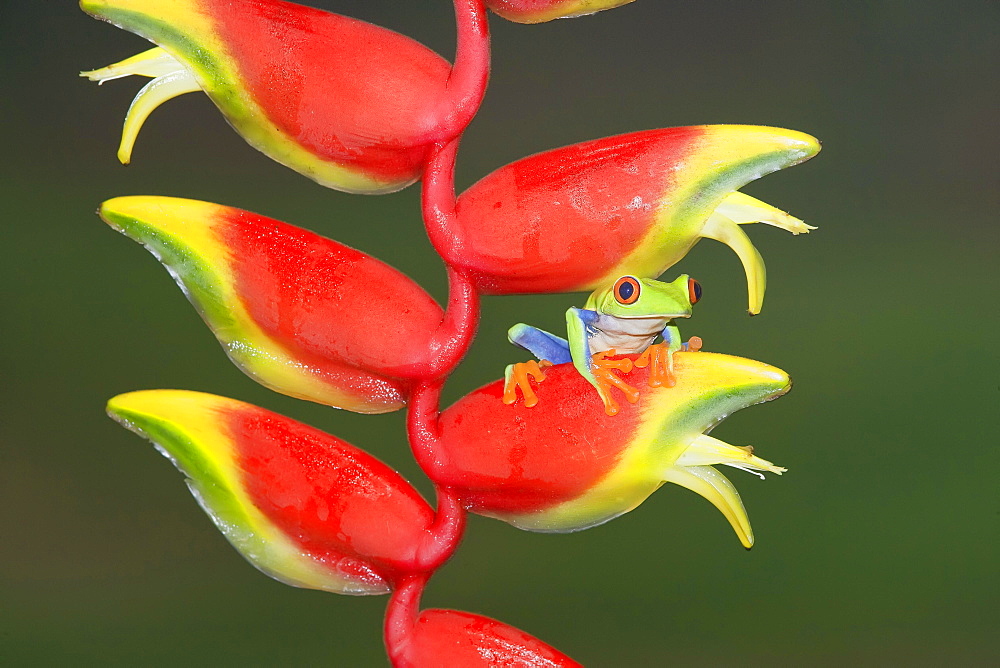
xmin=587 ymin=275 xmax=701 ymax=319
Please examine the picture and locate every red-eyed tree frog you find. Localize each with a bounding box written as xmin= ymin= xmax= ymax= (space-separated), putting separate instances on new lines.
xmin=503 ymin=274 xmax=703 ymax=415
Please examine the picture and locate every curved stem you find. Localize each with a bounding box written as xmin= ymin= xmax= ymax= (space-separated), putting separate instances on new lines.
xmin=384 ymin=572 xmax=430 ymax=667
xmin=428 ymin=265 xmax=480 ymax=376
xmin=422 ymin=138 xmax=480 ymax=377
xmin=407 ymin=380 xmax=447 ymax=477
xmin=384 ymin=6 xmax=489 ymax=664
xmin=422 ymin=138 xmax=464 ymax=263
xmin=406 ymin=381 xmax=467 ymax=567
xmin=416 ymin=484 xmax=466 ymax=572
xmin=390 ymin=382 xmax=467 ymax=663
xmin=443 ymin=0 xmax=491 ymax=137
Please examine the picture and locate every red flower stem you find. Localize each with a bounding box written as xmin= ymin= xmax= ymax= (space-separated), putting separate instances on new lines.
xmin=443 ymin=0 xmax=491 ymax=137
xmin=384 ymin=4 xmax=490 ymax=662
xmin=416 ymin=484 xmax=466 ymax=572
xmin=407 ymin=379 xmax=448 ymax=479
xmin=423 ymin=138 xmax=481 ymax=377
xmin=384 ymin=572 xmax=430 ymax=667
xmin=406 ymin=381 xmax=463 ymax=567
xmin=428 ymin=265 xmax=480 ymax=377
xmin=422 ymin=137 xmax=465 ymax=265
xmin=389 ymin=381 xmax=462 ymax=665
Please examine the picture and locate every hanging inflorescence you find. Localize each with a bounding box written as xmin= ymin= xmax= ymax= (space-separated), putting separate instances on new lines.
xmin=81 ymin=1 xmax=819 ymax=664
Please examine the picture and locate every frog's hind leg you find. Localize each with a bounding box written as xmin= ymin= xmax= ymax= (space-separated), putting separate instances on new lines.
xmin=507 ymin=323 xmax=572 ymax=364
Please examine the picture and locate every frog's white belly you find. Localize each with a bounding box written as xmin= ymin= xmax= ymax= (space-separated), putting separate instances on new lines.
xmin=588 ymin=314 xmax=668 ymax=355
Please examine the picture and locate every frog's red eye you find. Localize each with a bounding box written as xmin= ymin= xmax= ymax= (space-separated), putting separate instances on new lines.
xmin=614 ymin=276 xmax=641 ymax=305
xmin=688 ymin=278 xmax=702 ymax=305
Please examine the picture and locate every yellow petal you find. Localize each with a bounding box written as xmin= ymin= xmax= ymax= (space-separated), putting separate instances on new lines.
xmin=715 ymin=191 xmax=816 ymax=235
xmin=676 ymin=434 xmax=786 ymax=477
xmin=701 ymin=212 xmax=767 ymax=315
xmin=117 ymin=68 xmax=201 ymax=164
xmin=662 ymin=464 xmax=754 ymax=548
xmin=81 ymin=46 xmax=183 ymax=83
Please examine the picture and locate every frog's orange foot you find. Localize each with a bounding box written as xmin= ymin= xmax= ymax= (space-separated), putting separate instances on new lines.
xmin=634 ymin=342 xmax=676 ymax=388
xmin=591 ymin=349 xmax=640 ymax=416
xmin=503 ymin=360 xmax=553 ymax=408
xmin=682 ymin=336 xmax=703 ymax=352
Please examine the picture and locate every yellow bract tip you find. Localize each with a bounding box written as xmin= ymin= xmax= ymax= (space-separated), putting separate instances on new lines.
xmin=663 ymin=464 xmax=754 ymax=548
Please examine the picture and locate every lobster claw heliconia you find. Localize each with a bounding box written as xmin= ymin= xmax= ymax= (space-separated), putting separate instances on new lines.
xmin=486 ymin=0 xmax=635 ymax=23
xmin=107 ymin=390 xmax=440 ymax=594
xmin=450 ymin=125 xmax=820 ymax=314
xmin=392 ymin=609 xmax=582 ymax=667
xmin=432 ymin=352 xmax=791 ymax=547
xmin=80 ymin=0 xmax=486 ymax=194
xmin=100 ymin=196 xmax=450 ymax=413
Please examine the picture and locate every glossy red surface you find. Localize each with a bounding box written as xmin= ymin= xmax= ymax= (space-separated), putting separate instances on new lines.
xmin=227 ymin=403 xmax=435 ymax=581
xmin=222 ymin=208 xmax=445 ymax=380
xmin=404 ymin=609 xmax=582 ymax=667
xmin=488 ymin=0 xmax=575 ymax=12
xmin=436 ymin=361 xmax=647 ymax=513
xmin=208 ymin=0 xmax=453 ymax=181
xmin=454 ymin=127 xmax=703 ymax=294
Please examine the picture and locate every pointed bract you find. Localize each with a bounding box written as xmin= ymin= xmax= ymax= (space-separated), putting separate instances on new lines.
xmin=107 ymin=390 xmax=437 ymax=593
xmin=80 ymin=0 xmax=466 ymax=193
xmin=100 ymin=196 xmax=445 ymax=413
xmin=434 ymin=352 xmax=790 ymax=546
xmin=401 ymin=609 xmax=582 ymax=667
xmin=451 ymin=125 xmax=819 ymax=313
xmin=487 ymin=0 xmax=635 ymax=23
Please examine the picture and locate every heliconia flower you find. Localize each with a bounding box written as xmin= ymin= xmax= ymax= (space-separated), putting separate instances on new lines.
xmin=80 ymin=0 xmax=489 ymax=194
xmin=486 ymin=0 xmax=634 ymax=23
xmin=106 ymin=389 xmax=441 ymax=594
xmin=385 ymin=576 xmax=581 ymax=667
xmin=394 ymin=609 xmax=581 ymax=667
xmin=450 ymin=125 xmax=819 ymax=314
xmin=99 ymin=195 xmax=454 ymax=414
xmin=432 ymin=351 xmax=790 ymax=547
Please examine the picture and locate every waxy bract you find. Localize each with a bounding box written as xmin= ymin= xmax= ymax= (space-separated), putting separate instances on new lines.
xmin=451 ymin=125 xmax=818 ymax=313
xmin=84 ymin=1 xmax=814 ymax=663
xmin=399 ymin=609 xmax=582 ymax=667
xmin=100 ymin=196 xmax=448 ymax=413
xmin=487 ymin=0 xmax=634 ymax=23
xmin=81 ymin=0 xmax=479 ymax=193
xmin=435 ymin=352 xmax=790 ymax=547
xmin=107 ymin=390 xmax=437 ymax=594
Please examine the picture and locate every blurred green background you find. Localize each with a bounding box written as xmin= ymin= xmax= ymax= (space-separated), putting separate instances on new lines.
xmin=2 ymin=1 xmax=997 ymax=665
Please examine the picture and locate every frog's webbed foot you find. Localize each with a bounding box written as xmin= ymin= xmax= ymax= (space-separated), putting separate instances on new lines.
xmin=635 ymin=337 xmax=705 ymax=387
xmin=503 ymin=360 xmax=553 ymax=408
xmin=634 ymin=342 xmax=677 ymax=388
xmin=590 ymin=350 xmax=640 ymax=416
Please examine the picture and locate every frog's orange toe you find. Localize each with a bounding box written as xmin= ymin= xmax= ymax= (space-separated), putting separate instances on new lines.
xmin=591 ymin=350 xmax=640 ymax=415
xmin=503 ymin=360 xmax=551 ymax=407
xmin=635 ymin=342 xmax=677 ymax=388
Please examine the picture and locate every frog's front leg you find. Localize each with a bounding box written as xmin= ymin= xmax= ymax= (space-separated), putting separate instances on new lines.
xmin=502 ymin=359 xmax=553 ymax=408
xmin=503 ymin=324 xmax=568 ymax=407
xmin=567 ymin=308 xmax=640 ymax=416
xmin=634 ymin=323 xmax=681 ymax=387
xmin=634 ymin=325 xmax=703 ymax=388
xmin=507 ymin=323 xmax=572 ymax=364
